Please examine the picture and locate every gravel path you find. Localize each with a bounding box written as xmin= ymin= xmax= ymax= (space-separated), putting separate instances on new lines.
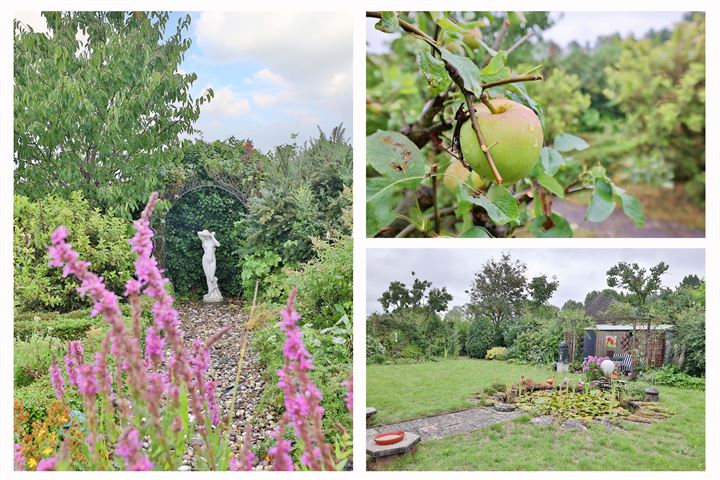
xmin=367 ymin=407 xmax=523 ymax=442
xmin=177 ymin=301 xmax=278 ymax=471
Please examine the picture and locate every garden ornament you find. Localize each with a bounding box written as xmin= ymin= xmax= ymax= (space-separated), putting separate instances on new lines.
xmin=600 ymin=359 xmax=616 ymax=376
xmin=198 ymin=229 xmax=223 ymax=303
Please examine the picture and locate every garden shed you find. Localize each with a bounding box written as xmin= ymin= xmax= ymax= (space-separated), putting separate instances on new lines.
xmin=583 ymin=324 xmax=674 ymax=368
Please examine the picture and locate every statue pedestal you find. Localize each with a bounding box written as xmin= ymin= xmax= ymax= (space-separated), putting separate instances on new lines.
xmin=203 ymin=291 xmax=223 ymax=303
xmin=556 ymin=362 xmax=569 ymax=373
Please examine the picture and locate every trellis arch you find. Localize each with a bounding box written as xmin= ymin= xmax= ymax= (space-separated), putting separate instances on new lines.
xmin=152 ymin=176 xmax=247 ymax=269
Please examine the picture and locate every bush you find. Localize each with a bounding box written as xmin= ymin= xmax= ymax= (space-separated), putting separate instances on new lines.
xmin=485 ymin=346 xmax=508 ymax=360
xmin=289 ymin=235 xmax=353 ymax=330
xmin=640 ymin=365 xmax=705 ymax=390
xmin=673 ymin=305 xmax=705 ymax=376
xmin=14 ymin=333 xmax=65 ymax=388
xmin=366 ymin=335 xmax=387 ymax=364
xmin=14 ymin=192 xmax=134 ymax=312
xmin=465 ymin=317 xmax=494 ymax=359
xmin=14 ymin=310 xmax=97 ymax=341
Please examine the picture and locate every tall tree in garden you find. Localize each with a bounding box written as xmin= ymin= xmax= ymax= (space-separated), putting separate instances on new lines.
xmin=558 ymin=306 xmax=591 ymax=361
xmin=528 ymin=274 xmax=559 ymax=307
xmin=379 ymin=272 xmax=453 ymax=321
xmin=468 ymin=253 xmax=528 ymax=346
xmin=14 ymin=12 xmax=213 ymax=217
xmin=606 ymin=261 xmax=669 ymax=363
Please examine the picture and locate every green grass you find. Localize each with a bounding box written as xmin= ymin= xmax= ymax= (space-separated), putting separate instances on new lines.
xmin=368 ymin=359 xmax=705 ymax=471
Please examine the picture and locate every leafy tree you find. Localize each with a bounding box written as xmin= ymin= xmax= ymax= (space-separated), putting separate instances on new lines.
xmin=468 ymin=253 xmax=527 ymax=345
xmin=379 ymin=272 xmax=452 ymax=320
xmin=528 ymin=274 xmax=559 ymax=306
xmin=680 ymin=274 xmax=702 ymax=288
xmin=465 ymin=316 xmax=494 ymax=359
xmin=562 ymin=299 xmax=583 ymax=311
xmin=14 ymin=12 xmax=212 ymax=217
xmin=606 ymin=261 xmax=669 ymax=362
xmin=603 ymin=13 xmax=705 ymax=205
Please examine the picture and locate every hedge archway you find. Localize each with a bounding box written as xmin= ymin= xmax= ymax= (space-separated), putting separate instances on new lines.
xmin=153 ymin=180 xmax=247 ymax=298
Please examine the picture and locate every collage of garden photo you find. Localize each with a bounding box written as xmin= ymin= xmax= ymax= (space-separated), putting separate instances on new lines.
xmin=0 ymin=2 xmax=716 ymax=479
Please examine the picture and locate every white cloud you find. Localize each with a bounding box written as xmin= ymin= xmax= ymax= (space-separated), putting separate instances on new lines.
xmin=195 ymin=12 xmax=352 ymax=115
xmin=202 ymin=85 xmax=251 ymax=116
xmin=252 ymin=92 xmax=281 ymax=107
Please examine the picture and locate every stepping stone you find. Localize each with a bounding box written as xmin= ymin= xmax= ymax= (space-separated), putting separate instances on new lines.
xmin=367 ymin=431 xmax=420 ymax=468
xmin=560 ymin=419 xmax=587 ymax=430
xmin=530 ymin=415 xmax=554 ymax=426
xmin=493 ymin=403 xmax=517 ymax=412
xmin=366 ymin=407 xmax=377 ymax=419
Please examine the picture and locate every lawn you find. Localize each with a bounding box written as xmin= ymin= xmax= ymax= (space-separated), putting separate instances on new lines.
xmin=367 ymin=359 xmax=705 ymax=471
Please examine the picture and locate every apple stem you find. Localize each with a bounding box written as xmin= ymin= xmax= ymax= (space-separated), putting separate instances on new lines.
xmin=480 ymin=93 xmax=499 ymax=114
xmin=463 ymin=92 xmax=504 ymax=185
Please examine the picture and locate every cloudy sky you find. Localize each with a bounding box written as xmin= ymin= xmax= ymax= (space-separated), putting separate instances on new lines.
xmin=16 ymin=11 xmax=353 ymax=153
xmin=366 ymin=11 xmax=688 ymax=53
xmin=366 ymin=249 xmax=705 ymax=314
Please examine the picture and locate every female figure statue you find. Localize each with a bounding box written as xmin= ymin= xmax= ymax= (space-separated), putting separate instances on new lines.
xmin=197 ymin=229 xmax=223 ymax=303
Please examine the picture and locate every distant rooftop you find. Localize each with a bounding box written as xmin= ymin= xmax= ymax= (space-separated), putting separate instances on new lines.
xmin=586 ymin=324 xmax=674 ymax=331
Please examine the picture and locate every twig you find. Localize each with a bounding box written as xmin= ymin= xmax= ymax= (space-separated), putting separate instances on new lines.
xmin=492 ymin=19 xmax=511 ymax=51
xmin=481 ymin=74 xmax=544 ymax=90
xmin=367 ymin=11 xmax=439 ymax=51
xmin=506 ymin=30 xmax=535 ymax=56
xmin=396 ymin=207 xmax=455 ymax=238
xmin=431 ymin=163 xmax=440 ymax=235
xmin=480 ymin=93 xmax=498 ymax=114
xmin=463 ymin=91 xmax=503 ymax=184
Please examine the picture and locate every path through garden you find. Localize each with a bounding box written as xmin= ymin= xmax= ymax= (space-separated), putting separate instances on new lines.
xmin=367 ymin=407 xmax=523 ymax=442
xmin=177 ymin=301 xmax=277 ymax=471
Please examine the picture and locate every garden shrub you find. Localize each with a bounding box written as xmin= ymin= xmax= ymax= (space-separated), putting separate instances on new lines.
xmin=14 ymin=378 xmax=81 ymax=425
xmin=13 ymin=192 xmax=134 ymax=312
xmin=582 ymin=356 xmax=609 ymax=382
xmin=366 ymin=335 xmax=387 ymax=364
xmin=14 ymin=333 xmax=66 ymax=388
xmin=640 ymin=365 xmax=705 ymax=390
xmin=485 ymin=347 xmax=508 ymax=360
xmin=14 ymin=311 xmax=97 ymax=342
xmin=465 ymin=317 xmax=494 ymax=359
xmin=672 ymin=305 xmax=705 ymax=376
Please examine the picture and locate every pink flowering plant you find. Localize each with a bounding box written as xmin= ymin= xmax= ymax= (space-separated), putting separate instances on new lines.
xmin=35 ymin=193 xmax=352 ymax=471
xmin=582 ymin=355 xmax=610 ymax=382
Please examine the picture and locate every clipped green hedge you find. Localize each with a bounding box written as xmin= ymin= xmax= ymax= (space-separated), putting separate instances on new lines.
xmin=14 ymin=192 xmax=134 ymax=313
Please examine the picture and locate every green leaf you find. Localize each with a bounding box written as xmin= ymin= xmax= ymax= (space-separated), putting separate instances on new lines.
xmin=440 ymin=47 xmax=483 ymax=96
xmin=535 ymin=171 xmax=565 ymax=198
xmin=435 ymin=17 xmax=466 ymax=33
xmin=375 ymin=12 xmax=400 ymax=33
xmin=480 ymin=53 xmax=511 ymax=83
xmin=460 ymin=226 xmax=492 ymax=238
xmin=554 ymin=133 xmax=589 ymax=152
xmin=586 ymin=178 xmax=615 ymax=223
xmin=539 ymin=147 xmax=566 ymax=175
xmin=612 ymin=185 xmax=645 ymax=227
xmin=462 ymin=184 xmax=519 ymax=225
xmin=416 ymin=45 xmax=450 ymax=88
xmin=366 ymin=130 xmax=426 ymax=184
xmin=528 ymin=213 xmax=573 ymax=237
xmin=367 ymin=178 xmax=398 ymax=237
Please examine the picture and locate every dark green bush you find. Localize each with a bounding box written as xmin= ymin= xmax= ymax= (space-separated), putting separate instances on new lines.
xmin=14 ymin=192 xmax=134 ymax=312
xmin=641 ymin=365 xmax=705 ymax=390
xmin=14 ymin=311 xmax=98 ymax=341
xmin=465 ymin=317 xmax=494 ymax=359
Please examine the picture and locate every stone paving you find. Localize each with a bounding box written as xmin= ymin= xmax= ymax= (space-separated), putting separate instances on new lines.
xmin=367 ymin=406 xmax=523 ymax=441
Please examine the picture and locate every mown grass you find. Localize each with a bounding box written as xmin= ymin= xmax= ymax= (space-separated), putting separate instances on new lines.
xmin=367 ymin=359 xmax=704 ymax=471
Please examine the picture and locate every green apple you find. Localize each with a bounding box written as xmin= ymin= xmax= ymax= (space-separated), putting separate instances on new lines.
xmin=459 ymin=98 xmax=543 ymax=183
xmin=463 ymin=28 xmax=483 ymax=50
xmin=443 ymin=160 xmax=488 ymax=193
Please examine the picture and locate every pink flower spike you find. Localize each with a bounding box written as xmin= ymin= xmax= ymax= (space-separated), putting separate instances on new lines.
xmin=36 ymin=457 xmax=58 ymax=471
xmin=50 ymin=359 xmax=65 ymax=400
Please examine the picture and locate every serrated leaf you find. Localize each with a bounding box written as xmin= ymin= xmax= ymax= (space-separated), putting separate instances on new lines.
xmin=535 ymin=171 xmax=565 ymax=198
xmin=463 ymin=184 xmax=519 ymax=225
xmin=612 ymin=185 xmax=645 ymax=227
xmin=440 ymin=47 xmax=483 ymax=96
xmin=540 ymin=147 xmax=565 ymax=175
xmin=586 ymin=178 xmax=615 ymax=223
xmin=416 ymin=45 xmax=449 ymax=88
xmin=554 ymin=133 xmax=589 ymax=152
xmin=367 ymin=178 xmax=399 ymax=237
xmin=375 ymin=12 xmax=400 ymax=33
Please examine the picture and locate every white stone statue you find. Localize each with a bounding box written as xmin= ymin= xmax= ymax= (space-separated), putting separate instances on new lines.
xmin=197 ymin=229 xmax=223 ymax=303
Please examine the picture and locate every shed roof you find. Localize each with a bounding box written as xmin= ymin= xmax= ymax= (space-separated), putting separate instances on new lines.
xmin=585 ymin=324 xmax=674 ymax=331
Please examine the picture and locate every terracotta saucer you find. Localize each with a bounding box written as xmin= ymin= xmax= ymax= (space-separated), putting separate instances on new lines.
xmin=373 ymin=430 xmax=405 ymax=445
